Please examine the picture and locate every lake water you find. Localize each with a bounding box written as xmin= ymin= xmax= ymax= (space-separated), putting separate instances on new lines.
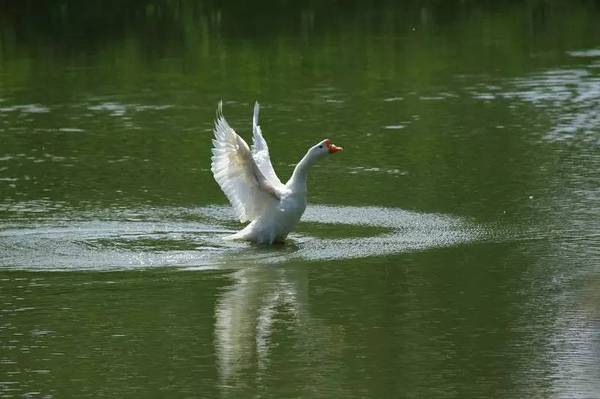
xmin=1 ymin=1 xmax=599 ymax=397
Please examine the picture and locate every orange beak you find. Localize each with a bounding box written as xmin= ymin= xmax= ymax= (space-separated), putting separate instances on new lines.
xmin=325 ymin=139 xmax=343 ymax=153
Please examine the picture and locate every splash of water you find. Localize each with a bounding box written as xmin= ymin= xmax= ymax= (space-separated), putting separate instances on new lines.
xmin=0 ymin=203 xmax=490 ymax=270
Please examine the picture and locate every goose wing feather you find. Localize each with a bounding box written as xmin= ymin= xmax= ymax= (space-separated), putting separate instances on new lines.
xmin=252 ymin=102 xmax=284 ymax=187
xmin=211 ymin=101 xmax=282 ymax=223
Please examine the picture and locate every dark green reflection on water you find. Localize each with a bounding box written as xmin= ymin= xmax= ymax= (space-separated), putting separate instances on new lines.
xmin=1 ymin=1 xmax=600 ymax=398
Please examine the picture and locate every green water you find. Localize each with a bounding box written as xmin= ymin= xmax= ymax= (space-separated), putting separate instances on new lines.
xmin=1 ymin=1 xmax=599 ymax=397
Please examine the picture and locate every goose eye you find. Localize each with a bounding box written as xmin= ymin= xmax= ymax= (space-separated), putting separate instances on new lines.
xmin=319 ymin=145 xmax=323 ymax=149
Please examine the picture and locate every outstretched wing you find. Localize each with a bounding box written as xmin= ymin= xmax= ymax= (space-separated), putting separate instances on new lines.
xmin=252 ymin=102 xmax=284 ymax=187
xmin=211 ymin=101 xmax=282 ymax=223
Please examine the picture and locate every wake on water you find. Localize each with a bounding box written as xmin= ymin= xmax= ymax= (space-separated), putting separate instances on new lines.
xmin=0 ymin=203 xmax=493 ymax=271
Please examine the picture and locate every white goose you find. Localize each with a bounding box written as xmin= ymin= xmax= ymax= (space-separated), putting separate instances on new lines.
xmin=211 ymin=101 xmax=343 ymax=244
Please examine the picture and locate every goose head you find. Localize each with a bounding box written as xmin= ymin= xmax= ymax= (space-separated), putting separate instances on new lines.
xmin=307 ymin=138 xmax=343 ymax=161
xmin=289 ymin=138 xmax=343 ymax=186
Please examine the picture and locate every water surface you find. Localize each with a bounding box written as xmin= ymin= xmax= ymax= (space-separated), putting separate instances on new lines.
xmin=1 ymin=1 xmax=599 ymax=398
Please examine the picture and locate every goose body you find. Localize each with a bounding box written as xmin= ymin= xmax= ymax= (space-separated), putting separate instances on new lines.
xmin=211 ymin=101 xmax=343 ymax=244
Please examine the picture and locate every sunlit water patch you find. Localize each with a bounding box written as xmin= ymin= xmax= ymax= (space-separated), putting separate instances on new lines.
xmin=87 ymin=101 xmax=173 ymax=116
xmin=0 ymin=104 xmax=50 ymax=114
xmin=0 ymin=204 xmax=493 ymax=271
xmin=469 ymin=59 xmax=600 ymax=145
xmin=567 ymin=48 xmax=600 ymax=58
xmin=508 ymin=69 xmax=600 ymax=143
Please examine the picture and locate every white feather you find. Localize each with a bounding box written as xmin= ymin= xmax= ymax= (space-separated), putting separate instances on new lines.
xmin=252 ymin=102 xmax=283 ymax=187
xmin=211 ymin=101 xmax=281 ymax=223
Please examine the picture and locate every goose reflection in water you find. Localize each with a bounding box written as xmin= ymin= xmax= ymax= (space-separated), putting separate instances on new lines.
xmin=214 ymin=264 xmax=348 ymax=395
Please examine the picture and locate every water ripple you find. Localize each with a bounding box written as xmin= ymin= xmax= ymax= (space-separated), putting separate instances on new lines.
xmin=470 ymin=62 xmax=600 ymax=145
xmin=0 ymin=204 xmax=491 ymax=271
